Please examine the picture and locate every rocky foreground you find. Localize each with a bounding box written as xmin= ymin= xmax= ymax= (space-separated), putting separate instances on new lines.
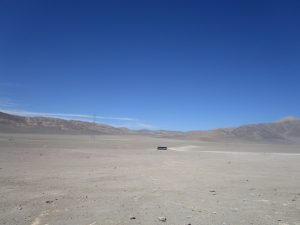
xmin=0 ymin=134 xmax=299 ymax=225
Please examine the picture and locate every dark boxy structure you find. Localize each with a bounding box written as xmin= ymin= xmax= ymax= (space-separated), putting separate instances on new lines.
xmin=157 ymin=146 xmax=167 ymax=150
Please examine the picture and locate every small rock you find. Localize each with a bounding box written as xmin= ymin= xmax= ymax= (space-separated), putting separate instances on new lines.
xmin=45 ymin=200 xmax=53 ymax=204
xmin=209 ymin=189 xmax=216 ymax=193
xmin=130 ymin=216 xmax=136 ymax=220
xmin=212 ymin=211 xmax=217 ymax=214
xmin=158 ymin=216 xmax=167 ymax=222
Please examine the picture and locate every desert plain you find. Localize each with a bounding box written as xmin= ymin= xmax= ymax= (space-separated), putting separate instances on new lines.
xmin=0 ymin=133 xmax=299 ymax=225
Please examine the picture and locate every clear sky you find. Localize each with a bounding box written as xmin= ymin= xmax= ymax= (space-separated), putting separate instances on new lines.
xmin=1 ymin=0 xmax=300 ymax=130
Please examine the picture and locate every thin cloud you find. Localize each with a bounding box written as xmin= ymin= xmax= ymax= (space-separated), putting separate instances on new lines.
xmin=0 ymin=109 xmax=137 ymax=122
xmin=111 ymin=122 xmax=155 ymax=130
xmin=0 ymin=98 xmax=17 ymax=108
xmin=0 ymin=109 xmax=156 ymax=130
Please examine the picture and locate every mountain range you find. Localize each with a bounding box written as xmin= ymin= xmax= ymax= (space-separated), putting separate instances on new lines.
xmin=1 ymin=111 xmax=300 ymax=143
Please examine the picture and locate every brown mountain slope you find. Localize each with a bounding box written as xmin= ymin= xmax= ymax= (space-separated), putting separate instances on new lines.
xmin=0 ymin=112 xmax=130 ymax=135
xmin=1 ymin=112 xmax=300 ymax=143
xmin=182 ymin=116 xmax=300 ymax=143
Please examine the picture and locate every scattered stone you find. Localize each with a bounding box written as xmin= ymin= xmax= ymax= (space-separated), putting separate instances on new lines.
xmin=158 ymin=216 xmax=167 ymax=222
xmin=212 ymin=211 xmax=217 ymax=214
xmin=130 ymin=216 xmax=136 ymax=220
xmin=230 ymin=207 xmax=238 ymax=212
xmin=45 ymin=200 xmax=53 ymax=204
xmin=209 ymin=189 xmax=216 ymax=193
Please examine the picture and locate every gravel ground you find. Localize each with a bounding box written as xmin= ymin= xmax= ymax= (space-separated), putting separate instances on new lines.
xmin=0 ymin=133 xmax=299 ymax=225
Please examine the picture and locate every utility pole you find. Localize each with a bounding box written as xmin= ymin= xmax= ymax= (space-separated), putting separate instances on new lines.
xmin=90 ymin=113 xmax=96 ymax=142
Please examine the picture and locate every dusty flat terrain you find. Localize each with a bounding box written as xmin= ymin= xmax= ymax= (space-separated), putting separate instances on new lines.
xmin=0 ymin=133 xmax=300 ymax=225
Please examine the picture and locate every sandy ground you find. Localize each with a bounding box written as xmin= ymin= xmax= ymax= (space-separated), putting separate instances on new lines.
xmin=0 ymin=133 xmax=299 ymax=225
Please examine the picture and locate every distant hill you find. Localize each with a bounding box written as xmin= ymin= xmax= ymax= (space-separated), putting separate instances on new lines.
xmin=1 ymin=111 xmax=300 ymax=143
xmin=0 ymin=112 xmax=130 ymax=135
xmin=182 ymin=116 xmax=300 ymax=143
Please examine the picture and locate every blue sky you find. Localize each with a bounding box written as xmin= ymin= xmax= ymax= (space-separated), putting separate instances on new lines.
xmin=1 ymin=0 xmax=300 ymax=131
